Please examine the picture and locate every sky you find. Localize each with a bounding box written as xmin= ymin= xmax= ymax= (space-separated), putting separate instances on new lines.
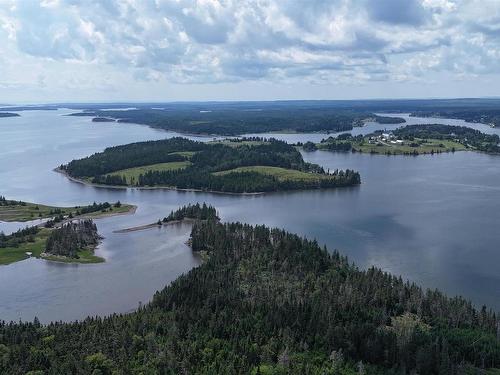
xmin=1 ymin=0 xmax=500 ymax=103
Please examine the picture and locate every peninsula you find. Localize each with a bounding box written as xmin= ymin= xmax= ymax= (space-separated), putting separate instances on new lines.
xmin=59 ymin=137 xmax=361 ymax=193
xmin=0 ymin=200 xmax=135 ymax=265
xmin=304 ymin=124 xmax=500 ymax=155
xmin=0 ymin=219 xmax=103 ymax=265
xmin=0 ymin=197 xmax=135 ymax=222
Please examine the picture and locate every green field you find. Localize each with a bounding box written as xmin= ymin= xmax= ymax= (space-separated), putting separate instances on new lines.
xmin=212 ymin=140 xmax=270 ymax=148
xmin=353 ymin=138 xmax=466 ymax=155
xmin=77 ymin=204 xmax=133 ymax=218
xmin=40 ymin=248 xmax=104 ymax=264
xmin=168 ymin=151 xmax=197 ymax=159
xmin=0 ymin=201 xmax=134 ymax=222
xmin=0 ymin=228 xmax=50 ymax=265
xmin=214 ymin=166 xmax=333 ymax=182
xmin=0 ymin=202 xmax=72 ymax=222
xmin=317 ymin=137 xmax=467 ymax=155
xmin=107 ymin=161 xmax=191 ymax=185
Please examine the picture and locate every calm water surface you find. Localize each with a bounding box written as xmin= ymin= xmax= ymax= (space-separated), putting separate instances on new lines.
xmin=1 ymin=110 xmax=499 ymax=322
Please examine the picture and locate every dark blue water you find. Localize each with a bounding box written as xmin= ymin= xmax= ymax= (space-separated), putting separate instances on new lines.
xmin=1 ymin=110 xmax=499 ymax=322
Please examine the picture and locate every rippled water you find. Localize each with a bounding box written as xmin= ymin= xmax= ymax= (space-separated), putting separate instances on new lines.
xmin=1 ymin=109 xmax=499 ymax=322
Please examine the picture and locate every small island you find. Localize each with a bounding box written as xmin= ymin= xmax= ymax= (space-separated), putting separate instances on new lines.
xmin=0 ymin=112 xmax=20 ymax=118
xmin=302 ymin=124 xmax=500 ymax=155
xmin=41 ymin=220 xmax=103 ymax=263
xmin=58 ymin=137 xmax=361 ymax=193
xmin=92 ymin=117 xmax=116 ymax=122
xmin=0 ymin=196 xmax=135 ymax=222
xmin=0 ymin=219 xmax=103 ymax=265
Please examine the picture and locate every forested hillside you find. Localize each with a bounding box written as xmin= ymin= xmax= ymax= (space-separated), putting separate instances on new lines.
xmin=61 ymin=138 xmax=361 ymax=193
xmin=1 ymin=204 xmax=499 ymax=374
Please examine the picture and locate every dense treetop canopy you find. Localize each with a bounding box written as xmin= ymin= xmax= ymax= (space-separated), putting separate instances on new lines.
xmin=0 ymin=204 xmax=499 ymax=374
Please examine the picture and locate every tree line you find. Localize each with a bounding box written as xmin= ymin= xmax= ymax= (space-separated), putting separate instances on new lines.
xmin=162 ymin=203 xmax=219 ymax=223
xmin=0 ymin=196 xmax=27 ymax=206
xmin=0 ymin=226 xmax=39 ymax=249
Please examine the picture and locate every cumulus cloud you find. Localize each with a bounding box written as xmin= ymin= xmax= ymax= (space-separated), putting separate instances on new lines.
xmin=0 ymin=0 xmax=500 ymax=99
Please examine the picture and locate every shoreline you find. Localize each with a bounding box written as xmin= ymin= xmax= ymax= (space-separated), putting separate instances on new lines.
xmin=54 ymin=167 xmax=266 ymax=196
xmin=55 ymin=167 xmax=361 ymax=195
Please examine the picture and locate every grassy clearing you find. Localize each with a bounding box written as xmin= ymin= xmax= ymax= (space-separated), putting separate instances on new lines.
xmin=0 ymin=201 xmax=134 ymax=222
xmin=213 ymin=166 xmax=332 ymax=182
xmin=211 ymin=140 xmax=270 ymax=148
xmin=40 ymin=248 xmax=104 ymax=264
xmin=0 ymin=202 xmax=72 ymax=222
xmin=80 ymin=204 xmax=134 ymax=218
xmin=168 ymin=151 xmax=196 ymax=159
xmin=317 ymin=138 xmax=467 ymax=155
xmin=107 ymin=161 xmax=191 ymax=185
xmin=0 ymin=229 xmax=50 ymax=265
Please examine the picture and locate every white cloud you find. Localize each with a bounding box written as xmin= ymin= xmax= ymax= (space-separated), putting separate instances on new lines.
xmin=1 ymin=0 xmax=500 ymax=101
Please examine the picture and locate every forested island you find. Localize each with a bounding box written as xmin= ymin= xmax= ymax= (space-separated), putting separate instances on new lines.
xmin=0 ymin=196 xmax=134 ymax=222
xmin=303 ymin=124 xmax=500 ymax=156
xmin=0 ymin=218 xmax=103 ymax=265
xmin=92 ymin=117 xmax=115 ymax=122
xmin=67 ymin=101 xmax=405 ymax=135
xmin=41 ymin=220 xmax=103 ymax=263
xmin=1 ymin=203 xmax=499 ymax=373
xmin=59 ymin=137 xmax=361 ymax=193
xmin=0 ymin=112 xmax=20 ymax=117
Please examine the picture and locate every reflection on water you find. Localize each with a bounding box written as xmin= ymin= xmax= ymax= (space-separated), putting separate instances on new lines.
xmin=1 ymin=109 xmax=500 ymax=322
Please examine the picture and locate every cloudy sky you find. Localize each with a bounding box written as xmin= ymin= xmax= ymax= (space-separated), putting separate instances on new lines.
xmin=1 ymin=0 xmax=500 ymax=103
